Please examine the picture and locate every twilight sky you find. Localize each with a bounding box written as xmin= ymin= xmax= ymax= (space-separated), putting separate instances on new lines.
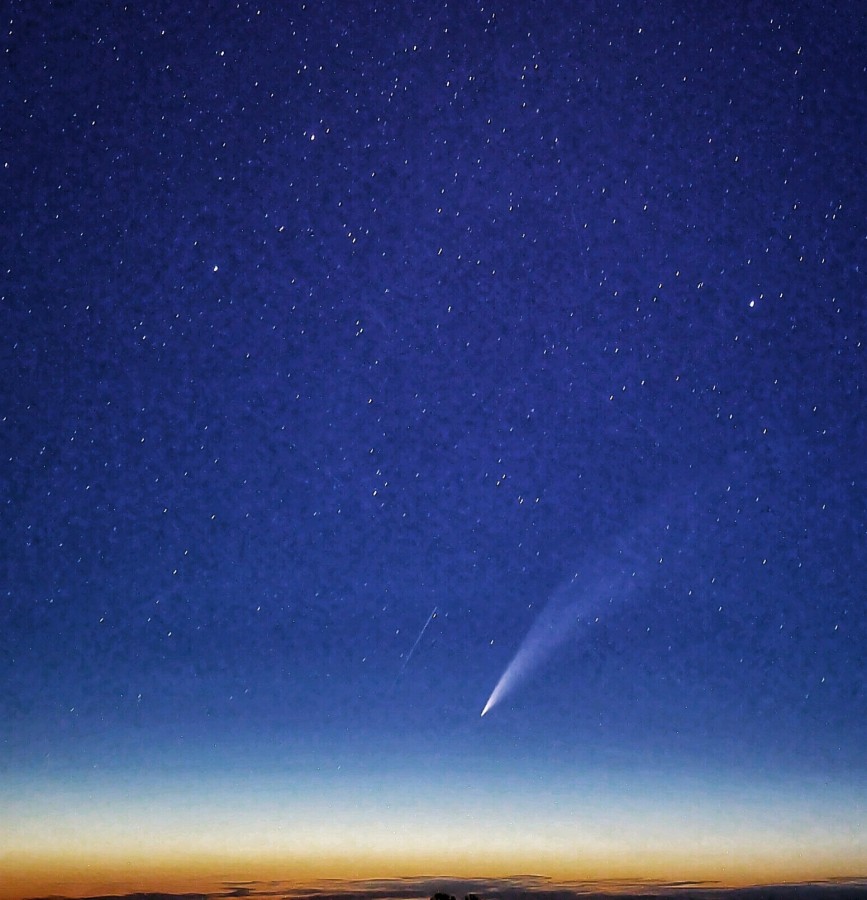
xmin=1 ymin=1 xmax=866 ymax=898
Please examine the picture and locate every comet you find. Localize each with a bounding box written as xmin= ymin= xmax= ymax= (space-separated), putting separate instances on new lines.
xmin=481 ymin=572 xmax=602 ymax=716
xmin=479 ymin=487 xmax=706 ymax=717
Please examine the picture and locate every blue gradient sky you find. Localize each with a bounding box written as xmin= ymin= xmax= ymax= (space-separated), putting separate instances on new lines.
xmin=2 ymin=0 xmax=866 ymax=896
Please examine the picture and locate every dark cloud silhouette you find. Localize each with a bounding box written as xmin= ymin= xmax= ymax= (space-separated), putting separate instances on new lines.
xmin=25 ymin=876 xmax=867 ymax=900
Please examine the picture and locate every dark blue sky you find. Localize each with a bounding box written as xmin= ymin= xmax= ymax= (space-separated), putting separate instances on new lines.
xmin=1 ymin=1 xmax=866 ymax=894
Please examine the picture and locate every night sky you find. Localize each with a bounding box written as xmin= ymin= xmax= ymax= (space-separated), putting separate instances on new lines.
xmin=2 ymin=1 xmax=866 ymax=898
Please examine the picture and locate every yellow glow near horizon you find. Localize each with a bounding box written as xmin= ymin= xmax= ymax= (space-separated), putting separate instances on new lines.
xmin=3 ymin=816 xmax=867 ymax=900
xmin=3 ymin=846 xmax=867 ymax=900
xmin=2 ymin=765 xmax=865 ymax=900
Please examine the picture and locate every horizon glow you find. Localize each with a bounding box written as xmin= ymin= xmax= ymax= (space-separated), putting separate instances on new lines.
xmin=2 ymin=761 xmax=865 ymax=900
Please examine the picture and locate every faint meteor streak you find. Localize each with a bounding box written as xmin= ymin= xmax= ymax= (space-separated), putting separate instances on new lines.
xmin=396 ymin=606 xmax=438 ymax=680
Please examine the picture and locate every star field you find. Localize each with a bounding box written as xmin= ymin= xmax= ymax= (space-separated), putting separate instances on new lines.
xmin=1 ymin=2 xmax=866 ymax=898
